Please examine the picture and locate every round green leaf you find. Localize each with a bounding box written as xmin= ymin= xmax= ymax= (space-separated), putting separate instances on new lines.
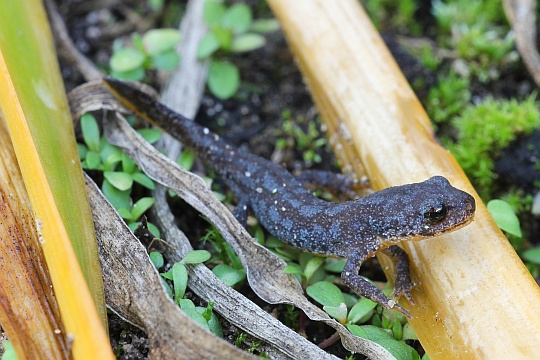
xmin=137 ymin=128 xmax=162 ymax=143
xmin=304 ymin=256 xmax=325 ymax=281
xmin=222 ymin=3 xmax=252 ymax=34
xmin=77 ymin=143 xmax=88 ymax=160
xmin=346 ymin=324 xmax=393 ymax=341
xmin=132 ymin=172 xmax=155 ymax=190
xmin=205 ymin=310 xmax=224 ymax=337
xmin=84 ymin=151 xmax=102 ymax=170
xmin=197 ymin=33 xmax=221 ymax=59
xmin=101 ymin=179 xmax=131 ymax=210
xmin=325 ymin=258 xmax=346 ymax=273
xmin=118 ymin=208 xmax=133 ymax=221
xmin=104 ymin=171 xmax=133 ymax=191
xmin=179 ymin=298 xmax=195 ymax=309
xmin=81 ymin=113 xmax=101 ymax=152
xmin=143 ymin=29 xmax=181 ymax=56
xmin=523 ymin=247 xmax=540 ymax=264
xmin=177 ymin=149 xmax=195 ymax=171
xmin=392 ymin=318 xmax=403 ymax=340
xmin=347 ymin=298 xmax=377 ymax=324
xmin=147 ymin=222 xmax=161 ymax=238
xmin=181 ymin=250 xmax=212 ymax=264
xmin=306 ymin=281 xmax=344 ymax=307
xmin=100 ymin=141 xmax=122 ymax=166
xmin=231 ymin=33 xmax=266 ymax=53
xmin=208 ymin=60 xmax=239 ymax=99
xmin=110 ymin=68 xmax=146 ymax=81
xmin=151 ymin=50 xmax=180 ymax=71
xmin=323 ymin=303 xmax=348 ymax=323
xmin=487 ymin=199 xmax=522 ymax=237
xmin=283 ymin=264 xmax=303 ymax=275
xmin=103 ymin=151 xmax=122 ymax=171
xmin=182 ymin=308 xmax=210 ymax=330
xmin=212 ymin=264 xmax=246 ymax=286
xmin=121 ymin=153 xmax=137 ymax=174
xmin=110 ymin=47 xmax=146 ymax=72
xmin=149 ymin=252 xmax=164 ymax=269
xmin=131 ymin=197 xmax=155 ymax=221
xmin=203 ymin=0 xmax=226 ymax=26
xmin=172 ymin=262 xmax=188 ymax=301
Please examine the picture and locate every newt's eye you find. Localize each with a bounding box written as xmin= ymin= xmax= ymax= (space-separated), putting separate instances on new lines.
xmin=424 ymin=205 xmax=447 ymax=223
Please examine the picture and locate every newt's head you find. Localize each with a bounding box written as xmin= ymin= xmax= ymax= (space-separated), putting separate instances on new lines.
xmin=364 ymin=176 xmax=475 ymax=244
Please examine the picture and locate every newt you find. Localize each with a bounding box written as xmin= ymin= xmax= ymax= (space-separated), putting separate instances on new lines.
xmin=103 ymin=77 xmax=476 ymax=317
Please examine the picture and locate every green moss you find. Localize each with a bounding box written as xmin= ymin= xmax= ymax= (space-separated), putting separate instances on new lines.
xmin=448 ymin=96 xmax=540 ymax=198
xmin=426 ymin=72 xmax=471 ymax=124
xmin=364 ymin=0 xmax=421 ymax=34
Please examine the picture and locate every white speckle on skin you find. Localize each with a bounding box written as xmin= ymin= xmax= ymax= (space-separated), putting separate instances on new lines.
xmin=388 ymin=300 xmax=396 ymax=308
xmin=203 ymin=128 xmax=209 ymax=134
xmin=256 ymin=187 xmax=263 ymax=193
xmin=281 ymin=207 xmax=286 ymax=211
xmin=245 ymin=171 xmax=251 ymax=177
xmin=214 ymin=134 xmax=219 ymax=141
xmin=272 ymin=188 xmax=277 ymax=194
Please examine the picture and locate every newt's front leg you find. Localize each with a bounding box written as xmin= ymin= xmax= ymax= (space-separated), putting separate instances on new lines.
xmin=342 ymin=250 xmax=412 ymax=318
xmin=382 ymin=245 xmax=415 ymax=304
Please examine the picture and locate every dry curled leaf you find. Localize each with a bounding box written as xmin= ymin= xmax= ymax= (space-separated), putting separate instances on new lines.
xmin=504 ymin=0 xmax=540 ymax=87
xmin=84 ymin=173 xmax=255 ymax=360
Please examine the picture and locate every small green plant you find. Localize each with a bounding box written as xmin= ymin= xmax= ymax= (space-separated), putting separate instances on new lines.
xmin=275 ymin=110 xmax=328 ymax=166
xmin=447 ymin=96 xmax=540 ymax=198
xmin=426 ymin=73 xmax=471 ymax=124
xmin=198 ymin=0 xmax=279 ymax=99
xmin=78 ymin=113 xmax=161 ymax=235
xmin=201 ymin=222 xmax=247 ymax=286
xmin=109 ymin=28 xmax=182 ymax=81
xmin=432 ymin=0 xmax=516 ymax=82
xmin=305 ymin=281 xmax=420 ymax=360
xmin=487 ymin=199 xmax=522 ymax=238
xmin=159 ymin=250 xmax=223 ymax=335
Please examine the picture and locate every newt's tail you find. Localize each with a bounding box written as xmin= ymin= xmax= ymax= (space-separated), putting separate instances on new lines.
xmin=102 ymin=77 xmax=254 ymax=173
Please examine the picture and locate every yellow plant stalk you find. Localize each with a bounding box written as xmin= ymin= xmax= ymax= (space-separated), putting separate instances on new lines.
xmin=0 ymin=51 xmax=112 ymax=359
xmin=267 ymin=0 xmax=540 ymax=358
xmin=0 ymin=113 xmax=69 ymax=359
xmin=0 ymin=1 xmax=112 ymax=358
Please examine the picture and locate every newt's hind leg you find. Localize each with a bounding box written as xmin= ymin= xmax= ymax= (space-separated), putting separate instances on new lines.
xmin=382 ymin=245 xmax=415 ymax=304
xmin=342 ymin=250 xmax=411 ymax=318
xmin=295 ymin=170 xmax=369 ymax=199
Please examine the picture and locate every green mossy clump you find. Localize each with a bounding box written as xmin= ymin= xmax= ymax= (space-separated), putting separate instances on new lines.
xmin=447 ymin=96 xmax=540 ymax=198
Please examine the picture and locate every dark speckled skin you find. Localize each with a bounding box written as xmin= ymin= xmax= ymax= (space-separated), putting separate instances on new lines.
xmin=104 ymin=78 xmax=476 ymax=317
